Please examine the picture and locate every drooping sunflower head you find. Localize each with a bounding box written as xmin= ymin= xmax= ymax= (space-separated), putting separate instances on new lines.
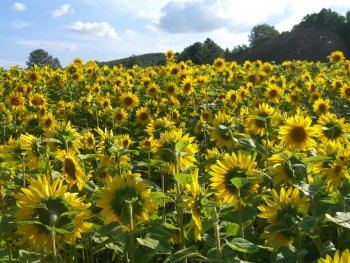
xmin=257 ymin=187 xmax=309 ymax=248
xmin=96 ymin=176 xmax=157 ymax=227
xmin=278 ymin=114 xmax=316 ymax=151
xmin=209 ymin=151 xmax=261 ymax=205
xmin=209 ymin=111 xmax=235 ymax=150
xmin=15 ymin=176 xmax=92 ymax=252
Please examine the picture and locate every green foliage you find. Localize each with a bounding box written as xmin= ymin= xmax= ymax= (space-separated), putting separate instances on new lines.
xmin=248 ymin=24 xmax=280 ymax=48
xmin=26 ymin=49 xmax=62 ymax=69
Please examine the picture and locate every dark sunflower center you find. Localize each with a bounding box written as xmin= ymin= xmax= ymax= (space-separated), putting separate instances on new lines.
xmin=323 ymin=122 xmax=342 ymax=139
xmin=230 ymin=94 xmax=237 ymax=102
xmin=45 ymin=118 xmax=53 ymax=127
xmin=345 ymin=88 xmax=350 ymax=97
xmin=124 ymin=97 xmax=134 ymax=106
xmin=36 ymin=197 xmax=71 ymax=230
xmin=317 ymin=103 xmax=326 ymax=113
xmin=167 ymin=85 xmax=175 ymax=93
xmin=290 ymin=127 xmax=307 ymax=143
xmin=65 ymin=158 xmax=77 ymax=180
xmin=333 ymin=55 xmax=341 ymax=62
xmin=291 ymin=95 xmax=299 ymax=102
xmin=87 ymin=137 xmax=94 ymax=145
xmin=116 ymin=113 xmax=124 ymax=120
xmin=269 ymin=89 xmax=278 ymax=98
xmin=11 ymin=97 xmax=22 ymax=106
xmin=183 ymin=83 xmax=191 ymax=92
xmin=202 ymin=113 xmax=210 ymax=120
xmin=139 ymin=112 xmax=149 ymax=120
xmin=111 ymin=186 xmax=144 ymax=225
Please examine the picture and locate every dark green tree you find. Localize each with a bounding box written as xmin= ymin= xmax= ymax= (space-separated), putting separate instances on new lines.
xmin=26 ymin=49 xmax=62 ymax=69
xmin=202 ymin=38 xmax=225 ymax=64
xmin=248 ymin=24 xmax=280 ymax=48
xmin=178 ymin=42 xmax=205 ymax=64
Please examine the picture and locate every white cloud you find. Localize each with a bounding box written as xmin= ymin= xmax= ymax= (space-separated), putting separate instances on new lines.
xmin=10 ymin=21 xmax=34 ymax=29
xmin=15 ymin=39 xmax=77 ymax=51
xmin=0 ymin=58 xmax=25 ymax=69
xmin=13 ymin=2 xmax=26 ymax=11
xmin=51 ymin=4 xmax=74 ymax=18
xmin=67 ymin=21 xmax=119 ymax=39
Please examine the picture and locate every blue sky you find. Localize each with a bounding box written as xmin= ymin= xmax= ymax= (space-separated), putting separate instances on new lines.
xmin=1 ymin=0 xmax=349 ymax=68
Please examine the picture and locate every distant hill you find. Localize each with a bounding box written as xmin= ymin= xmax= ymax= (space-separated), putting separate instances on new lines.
xmin=96 ymin=53 xmax=166 ymax=68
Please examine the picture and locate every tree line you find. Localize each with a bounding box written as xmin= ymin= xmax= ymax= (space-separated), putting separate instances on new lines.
xmin=27 ymin=8 xmax=350 ymax=69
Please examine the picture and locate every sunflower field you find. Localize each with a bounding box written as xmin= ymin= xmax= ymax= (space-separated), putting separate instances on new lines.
xmin=0 ymin=50 xmax=350 ymax=263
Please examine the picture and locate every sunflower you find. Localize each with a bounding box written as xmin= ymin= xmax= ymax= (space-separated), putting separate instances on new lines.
xmin=209 ymin=111 xmax=235 ymax=150
xmin=181 ymin=169 xmax=204 ymax=241
xmin=320 ymin=144 xmax=350 ymax=192
xmin=246 ymin=103 xmax=275 ymax=137
xmin=136 ymin=107 xmax=151 ymax=125
xmin=314 ymin=112 xmax=349 ymax=147
xmin=164 ymin=82 xmax=178 ymax=96
xmin=318 ymin=249 xmax=350 ymax=263
xmin=224 ymin=90 xmax=239 ymax=108
xmin=165 ymin=49 xmax=175 ymax=61
xmin=264 ymin=84 xmax=283 ymax=103
xmin=200 ymin=108 xmax=213 ymax=123
xmin=278 ymin=115 xmax=316 ymax=151
xmin=96 ymin=175 xmax=157 ymax=227
xmin=111 ymin=108 xmax=128 ymax=125
xmin=146 ymin=117 xmax=176 ymax=139
xmin=15 ymin=176 xmax=92 ymax=252
xmin=55 ymin=150 xmax=85 ymax=191
xmin=146 ymin=83 xmax=160 ymax=97
xmin=257 ymin=187 xmax=309 ymax=248
xmin=313 ymin=98 xmax=331 ymax=115
xmin=181 ymin=77 xmax=194 ymax=96
xmin=340 ymin=83 xmax=350 ymax=101
xmin=213 ymin=57 xmax=226 ymax=71
xmin=94 ymin=167 xmax=113 ymax=184
xmin=39 ymin=112 xmax=56 ymax=131
xmin=119 ymin=92 xmax=139 ymax=110
xmin=82 ymin=131 xmax=95 ymax=150
xmin=328 ymin=50 xmax=345 ymax=64
xmin=29 ymin=93 xmax=46 ymax=107
xmin=153 ymin=129 xmax=198 ymax=174
xmin=20 ymin=133 xmax=45 ymax=169
xmin=45 ymin=121 xmax=83 ymax=154
xmin=209 ymin=151 xmax=261 ymax=205
xmin=6 ymin=92 xmax=25 ymax=111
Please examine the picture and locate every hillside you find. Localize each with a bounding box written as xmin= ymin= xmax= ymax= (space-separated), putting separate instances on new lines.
xmin=96 ymin=53 xmax=165 ymax=68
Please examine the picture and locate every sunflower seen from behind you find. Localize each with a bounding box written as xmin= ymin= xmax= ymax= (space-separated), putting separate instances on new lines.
xmin=96 ymin=174 xmax=157 ymax=228
xmin=257 ymin=187 xmax=309 ymax=248
xmin=246 ymin=103 xmax=275 ymax=137
xmin=15 ymin=176 xmax=92 ymax=252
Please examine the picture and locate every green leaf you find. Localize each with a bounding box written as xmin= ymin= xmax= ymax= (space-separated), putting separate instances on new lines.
xmin=237 ymin=138 xmax=256 ymax=150
xmin=270 ymin=245 xmax=307 ymax=263
xmin=163 ymin=246 xmax=207 ymax=263
xmin=23 ymin=203 xmax=47 ymax=209
xmin=137 ymin=236 xmax=159 ymax=249
xmin=325 ymin=212 xmax=350 ymax=229
xmin=154 ymin=148 xmax=175 ymax=163
xmin=45 ymin=225 xmax=72 ymax=234
xmin=175 ymin=140 xmax=189 ymax=154
xmin=174 ymin=173 xmax=192 ymax=186
xmin=226 ymin=238 xmax=259 ymax=253
xmin=225 ymin=223 xmax=240 ymax=237
xmin=230 ymin=177 xmax=247 ymax=190
xmin=299 ymin=216 xmax=316 ymax=231
xmin=0 ymin=214 xmax=16 ymax=234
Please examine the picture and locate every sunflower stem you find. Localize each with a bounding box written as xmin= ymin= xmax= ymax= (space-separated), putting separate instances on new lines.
xmin=51 ymin=231 xmax=58 ymax=263
xmin=0 ymin=181 xmax=4 ymax=215
xmin=126 ymin=199 xmax=136 ymax=263
xmin=21 ymin=155 xmax=26 ymax=187
xmin=213 ymin=207 xmax=221 ymax=263
xmin=161 ymin=174 xmax=166 ymax=222
xmin=174 ymin=159 xmax=186 ymax=261
xmin=295 ymin=226 xmax=302 ymax=263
